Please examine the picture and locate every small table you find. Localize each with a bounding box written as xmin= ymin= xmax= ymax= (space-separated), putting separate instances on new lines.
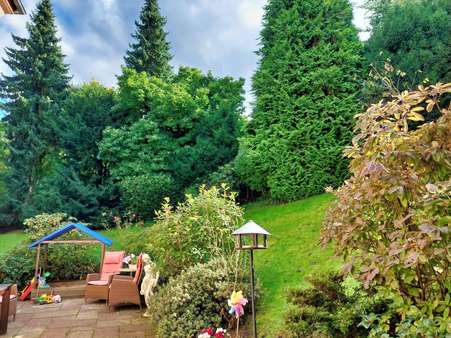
xmin=0 ymin=284 xmax=11 ymax=335
xmin=119 ymin=267 xmax=137 ymax=276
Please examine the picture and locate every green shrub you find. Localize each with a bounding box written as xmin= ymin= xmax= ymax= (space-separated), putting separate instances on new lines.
xmin=0 ymin=244 xmax=35 ymax=288
xmin=45 ymin=245 xmax=98 ymax=281
xmin=285 ymin=273 xmax=392 ymax=338
xmin=361 ymin=291 xmax=451 ymax=338
xmin=150 ymin=256 xmax=251 ymax=338
xmin=0 ymin=243 xmax=98 ymax=288
xmin=322 ymin=84 xmax=451 ymax=336
xmin=119 ymin=173 xmax=174 ymax=220
xmin=24 ymin=212 xmax=74 ymax=241
xmin=147 ymin=185 xmax=243 ymax=279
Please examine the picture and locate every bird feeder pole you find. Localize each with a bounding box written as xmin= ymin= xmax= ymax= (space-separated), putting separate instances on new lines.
xmin=233 ymin=220 xmax=270 ymax=338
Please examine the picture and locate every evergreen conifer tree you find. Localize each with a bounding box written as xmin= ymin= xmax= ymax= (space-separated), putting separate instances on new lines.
xmin=237 ymin=0 xmax=363 ymax=201
xmin=364 ymin=0 xmax=450 ymax=102
xmin=124 ymin=0 xmax=172 ymax=78
xmin=0 ymin=0 xmax=70 ymax=222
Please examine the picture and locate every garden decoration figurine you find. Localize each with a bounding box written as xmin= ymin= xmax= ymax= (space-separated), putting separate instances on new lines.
xmin=140 ymin=254 xmax=159 ymax=317
xmin=233 ymin=220 xmax=270 ymax=338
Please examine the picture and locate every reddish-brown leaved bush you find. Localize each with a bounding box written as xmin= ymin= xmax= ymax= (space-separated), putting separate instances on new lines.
xmin=322 ymin=83 xmax=450 ymax=308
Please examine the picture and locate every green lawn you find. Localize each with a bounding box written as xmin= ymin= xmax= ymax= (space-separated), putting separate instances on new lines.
xmin=0 ymin=231 xmax=26 ymax=255
xmin=244 ymin=193 xmax=340 ymax=337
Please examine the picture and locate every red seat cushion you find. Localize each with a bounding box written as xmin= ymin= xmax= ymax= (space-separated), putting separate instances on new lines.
xmin=100 ymin=251 xmax=125 ymax=280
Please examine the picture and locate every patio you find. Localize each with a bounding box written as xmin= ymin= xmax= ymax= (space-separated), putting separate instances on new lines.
xmin=4 ymin=298 xmax=153 ymax=338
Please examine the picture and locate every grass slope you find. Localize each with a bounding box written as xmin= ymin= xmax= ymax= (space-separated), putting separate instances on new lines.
xmin=0 ymin=231 xmax=26 ymax=255
xmin=244 ymin=193 xmax=340 ymax=337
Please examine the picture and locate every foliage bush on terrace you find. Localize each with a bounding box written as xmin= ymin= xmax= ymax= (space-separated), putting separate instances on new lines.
xmin=147 ymin=185 xmax=243 ymax=279
xmin=322 ymin=83 xmax=451 ymax=336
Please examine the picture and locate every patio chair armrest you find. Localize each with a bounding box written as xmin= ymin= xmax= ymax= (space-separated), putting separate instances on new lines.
xmin=86 ymin=273 xmax=100 ymax=283
xmin=110 ymin=277 xmax=136 ymax=289
xmin=112 ymin=275 xmax=133 ymax=281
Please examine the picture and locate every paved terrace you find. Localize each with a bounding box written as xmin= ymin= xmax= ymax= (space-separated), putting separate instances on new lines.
xmin=4 ymin=298 xmax=153 ymax=338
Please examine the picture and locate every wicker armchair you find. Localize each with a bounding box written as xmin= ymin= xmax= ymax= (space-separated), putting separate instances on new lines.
xmin=85 ymin=251 xmax=124 ymax=303
xmin=107 ymin=254 xmax=143 ymax=310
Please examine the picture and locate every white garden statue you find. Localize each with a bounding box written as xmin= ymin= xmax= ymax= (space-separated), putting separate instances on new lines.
xmin=139 ymin=253 xmax=159 ymax=317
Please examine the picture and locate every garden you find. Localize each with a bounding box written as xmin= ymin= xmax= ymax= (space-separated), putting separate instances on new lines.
xmin=0 ymin=0 xmax=450 ymax=337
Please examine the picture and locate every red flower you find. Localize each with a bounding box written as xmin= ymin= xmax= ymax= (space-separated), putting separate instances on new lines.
xmin=214 ymin=332 xmax=224 ymax=338
xmin=201 ymin=327 xmax=214 ymax=336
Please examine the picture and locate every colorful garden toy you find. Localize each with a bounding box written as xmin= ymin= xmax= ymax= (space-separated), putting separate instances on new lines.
xmin=228 ymin=290 xmax=248 ymax=318
xmin=38 ymin=272 xmax=50 ymax=289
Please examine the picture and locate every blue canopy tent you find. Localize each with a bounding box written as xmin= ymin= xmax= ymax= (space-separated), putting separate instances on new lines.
xmin=29 ymin=223 xmax=112 ymax=287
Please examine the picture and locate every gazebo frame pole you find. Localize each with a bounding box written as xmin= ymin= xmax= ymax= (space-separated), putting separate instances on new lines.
xmin=34 ymin=244 xmax=41 ymax=279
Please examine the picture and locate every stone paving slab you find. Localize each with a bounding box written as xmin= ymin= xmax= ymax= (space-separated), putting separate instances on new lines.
xmin=3 ymin=298 xmax=154 ymax=338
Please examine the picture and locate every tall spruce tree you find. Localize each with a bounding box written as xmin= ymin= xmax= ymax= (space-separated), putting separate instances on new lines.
xmin=124 ymin=0 xmax=172 ymax=78
xmin=0 ymin=0 xmax=70 ymax=222
xmin=236 ymin=0 xmax=363 ymax=201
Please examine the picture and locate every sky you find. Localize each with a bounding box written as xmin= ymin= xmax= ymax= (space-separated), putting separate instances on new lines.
xmin=0 ymin=0 xmax=370 ymax=112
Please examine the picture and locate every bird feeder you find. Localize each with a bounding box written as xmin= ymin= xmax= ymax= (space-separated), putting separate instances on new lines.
xmin=232 ymin=220 xmax=270 ymax=250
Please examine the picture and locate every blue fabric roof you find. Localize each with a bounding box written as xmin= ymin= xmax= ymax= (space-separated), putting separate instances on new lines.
xmin=28 ymin=223 xmax=112 ymax=249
